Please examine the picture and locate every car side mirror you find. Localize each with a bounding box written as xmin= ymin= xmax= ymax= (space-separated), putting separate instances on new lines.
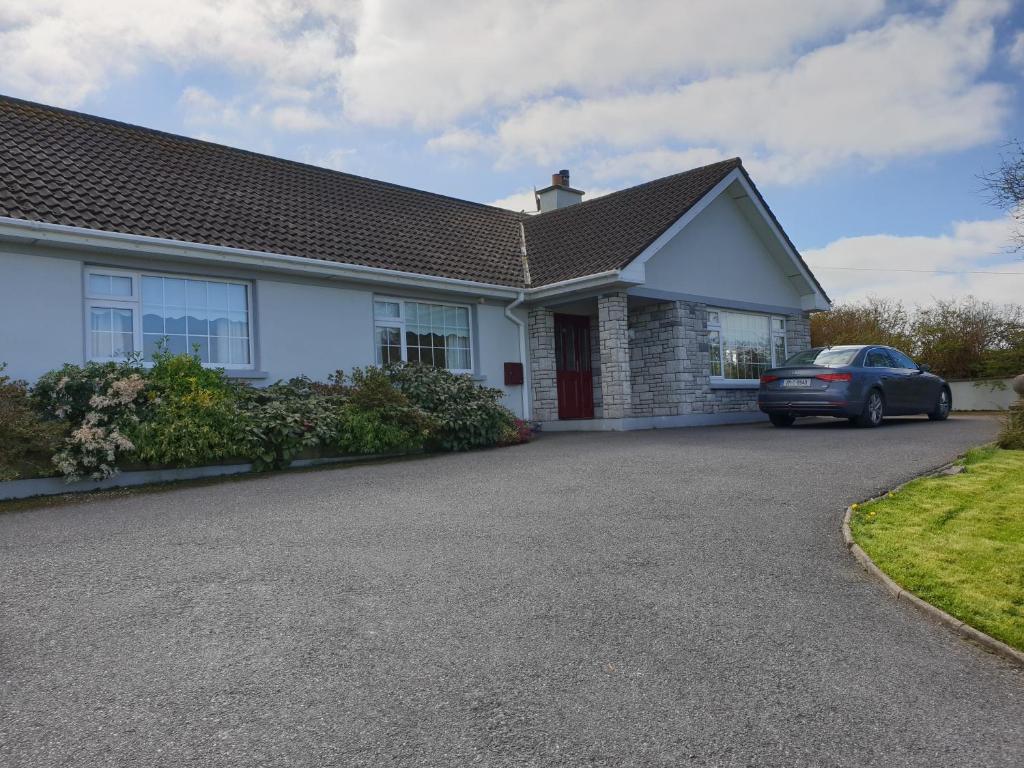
xmin=918 ymin=364 xmax=931 ymax=373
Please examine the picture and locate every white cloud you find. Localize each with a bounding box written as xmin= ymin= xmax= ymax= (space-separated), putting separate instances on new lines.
xmin=342 ymin=0 xmax=885 ymax=127
xmin=0 ymin=1 xmax=357 ymax=106
xmin=426 ymin=129 xmax=493 ymax=154
xmin=804 ymin=217 xmax=1024 ymax=305
xmin=1010 ymin=30 xmax=1024 ymax=65
xmin=487 ymin=189 xmax=538 ymax=213
xmin=270 ymin=105 xmax=333 ymax=133
xmin=588 ymin=148 xmax=734 ymax=182
xmin=179 ymin=86 xmax=248 ymax=128
xmin=490 ymin=0 xmax=1011 ymax=182
xmin=308 ymin=147 xmax=358 ymax=171
xmin=0 ymin=0 xmax=1017 ymax=188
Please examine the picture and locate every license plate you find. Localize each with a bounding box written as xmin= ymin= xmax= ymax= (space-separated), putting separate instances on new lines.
xmin=783 ymin=378 xmax=812 ymax=388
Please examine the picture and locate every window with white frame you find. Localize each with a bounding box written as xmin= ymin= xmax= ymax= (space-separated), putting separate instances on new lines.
xmin=373 ymin=298 xmax=472 ymax=372
xmin=84 ymin=268 xmax=253 ymax=368
xmin=706 ymin=310 xmax=786 ymax=381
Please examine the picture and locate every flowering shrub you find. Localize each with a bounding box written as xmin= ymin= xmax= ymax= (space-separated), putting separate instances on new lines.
xmin=384 ymin=362 xmax=516 ymax=451
xmin=498 ymin=418 xmax=534 ymax=446
xmin=50 ymin=369 xmax=147 ymax=481
xmin=33 ymin=358 xmax=145 ymax=422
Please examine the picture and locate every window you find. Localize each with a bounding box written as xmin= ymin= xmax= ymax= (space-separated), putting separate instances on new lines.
xmin=84 ymin=268 xmax=253 ymax=368
xmin=85 ymin=269 xmax=138 ymax=361
xmin=888 ymin=348 xmax=918 ymax=369
xmin=707 ymin=310 xmax=787 ymax=381
xmin=785 ymin=347 xmax=860 ymax=367
xmin=373 ymin=298 xmax=472 ymax=372
xmin=865 ymin=348 xmax=894 ymax=368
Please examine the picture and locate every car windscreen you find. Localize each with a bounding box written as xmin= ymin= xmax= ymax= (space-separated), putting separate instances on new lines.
xmin=783 ymin=348 xmax=860 ymax=367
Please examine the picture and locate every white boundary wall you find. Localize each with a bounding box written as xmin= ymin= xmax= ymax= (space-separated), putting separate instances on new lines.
xmin=948 ymin=378 xmax=1019 ymax=411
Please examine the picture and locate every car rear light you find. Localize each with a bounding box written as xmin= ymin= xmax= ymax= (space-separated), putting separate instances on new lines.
xmin=760 ymin=375 xmax=779 ymax=383
xmin=816 ymin=372 xmax=852 ymax=382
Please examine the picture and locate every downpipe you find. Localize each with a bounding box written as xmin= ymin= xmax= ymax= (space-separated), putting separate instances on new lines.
xmin=504 ymin=291 xmax=530 ymax=420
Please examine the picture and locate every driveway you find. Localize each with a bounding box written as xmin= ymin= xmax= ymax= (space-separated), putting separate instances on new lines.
xmin=1 ymin=415 xmax=1021 ymax=767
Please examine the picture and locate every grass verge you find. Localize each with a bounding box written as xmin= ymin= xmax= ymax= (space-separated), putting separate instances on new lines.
xmin=850 ymin=446 xmax=1024 ymax=651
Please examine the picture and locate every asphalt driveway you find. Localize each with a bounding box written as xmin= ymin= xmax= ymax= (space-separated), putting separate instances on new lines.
xmin=1 ymin=414 xmax=1021 ymax=767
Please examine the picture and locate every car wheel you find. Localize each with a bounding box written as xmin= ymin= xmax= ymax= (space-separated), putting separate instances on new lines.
xmin=927 ymin=387 xmax=952 ymax=421
xmin=769 ymin=413 xmax=796 ymax=427
xmin=853 ymin=389 xmax=884 ymax=428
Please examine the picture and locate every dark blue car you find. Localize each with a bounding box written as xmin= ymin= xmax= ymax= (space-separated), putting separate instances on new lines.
xmin=757 ymin=345 xmax=952 ymax=428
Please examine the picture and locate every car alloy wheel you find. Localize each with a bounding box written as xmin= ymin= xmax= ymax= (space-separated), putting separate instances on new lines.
xmin=857 ymin=390 xmax=884 ymax=428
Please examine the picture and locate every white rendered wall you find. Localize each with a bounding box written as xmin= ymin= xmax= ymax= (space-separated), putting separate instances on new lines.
xmin=642 ymin=193 xmax=805 ymax=311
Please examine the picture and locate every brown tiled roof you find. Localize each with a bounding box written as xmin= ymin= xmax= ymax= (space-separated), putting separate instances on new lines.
xmin=0 ymin=95 xmax=525 ymax=286
xmin=522 ymin=158 xmax=742 ymax=285
xmin=0 ymin=95 xmax=825 ymax=298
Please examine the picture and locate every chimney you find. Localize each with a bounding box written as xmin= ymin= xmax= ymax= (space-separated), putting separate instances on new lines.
xmin=535 ymin=168 xmax=584 ymax=213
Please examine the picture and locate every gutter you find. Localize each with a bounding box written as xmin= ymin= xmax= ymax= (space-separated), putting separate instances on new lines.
xmin=0 ymin=216 xmax=523 ymax=300
xmin=525 ymin=269 xmax=633 ymax=299
xmin=0 ymin=216 xmax=641 ymax=301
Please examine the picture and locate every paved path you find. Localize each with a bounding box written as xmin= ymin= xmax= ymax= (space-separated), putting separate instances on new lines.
xmin=1 ymin=415 xmax=1020 ymax=767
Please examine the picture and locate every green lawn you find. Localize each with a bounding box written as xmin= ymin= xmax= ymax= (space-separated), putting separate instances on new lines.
xmin=850 ymin=446 xmax=1024 ymax=651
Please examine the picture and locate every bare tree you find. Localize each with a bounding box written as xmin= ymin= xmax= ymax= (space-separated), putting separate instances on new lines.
xmin=980 ymin=140 xmax=1024 ymax=251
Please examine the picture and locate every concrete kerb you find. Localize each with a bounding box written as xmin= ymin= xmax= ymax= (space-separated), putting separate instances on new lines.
xmin=0 ymin=452 xmax=414 ymax=503
xmin=842 ymin=464 xmax=1024 ymax=669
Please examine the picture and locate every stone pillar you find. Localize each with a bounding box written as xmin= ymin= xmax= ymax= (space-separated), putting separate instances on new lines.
xmin=598 ymin=292 xmax=632 ymax=419
xmin=786 ymin=314 xmax=812 ymax=355
xmin=528 ymin=307 xmax=558 ymax=422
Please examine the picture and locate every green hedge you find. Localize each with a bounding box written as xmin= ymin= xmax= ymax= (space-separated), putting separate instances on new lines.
xmin=1 ymin=353 xmax=532 ymax=482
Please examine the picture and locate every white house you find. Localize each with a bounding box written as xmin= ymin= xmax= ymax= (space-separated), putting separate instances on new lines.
xmin=0 ymin=95 xmax=830 ymax=430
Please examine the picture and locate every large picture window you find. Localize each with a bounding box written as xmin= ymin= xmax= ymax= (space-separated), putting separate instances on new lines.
xmin=707 ymin=310 xmax=786 ymax=381
xmin=373 ymin=298 xmax=472 ymax=373
xmin=84 ymin=268 xmax=253 ymax=368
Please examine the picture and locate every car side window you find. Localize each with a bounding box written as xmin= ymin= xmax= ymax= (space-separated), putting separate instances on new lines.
xmin=865 ymin=349 xmax=892 ymax=368
xmin=888 ymin=349 xmax=917 ymax=369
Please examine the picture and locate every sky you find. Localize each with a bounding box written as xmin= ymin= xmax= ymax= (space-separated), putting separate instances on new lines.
xmin=2 ymin=0 xmax=1024 ymax=306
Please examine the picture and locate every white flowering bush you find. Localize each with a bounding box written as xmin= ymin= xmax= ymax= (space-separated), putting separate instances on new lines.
xmin=35 ymin=361 xmax=148 ymax=481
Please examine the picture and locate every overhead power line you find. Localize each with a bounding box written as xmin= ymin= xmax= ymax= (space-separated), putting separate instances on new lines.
xmin=812 ymin=266 xmax=1024 ymax=276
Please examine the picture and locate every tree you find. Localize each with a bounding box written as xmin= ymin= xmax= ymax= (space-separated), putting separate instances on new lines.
xmin=980 ymin=140 xmax=1024 ymax=251
xmin=911 ymin=297 xmax=1023 ymax=379
xmin=810 ymin=297 xmax=913 ymax=351
xmin=811 ymin=296 xmax=1024 ymax=379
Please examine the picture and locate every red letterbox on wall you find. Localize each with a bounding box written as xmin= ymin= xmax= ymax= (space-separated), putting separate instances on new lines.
xmin=504 ymin=362 xmax=524 ymax=386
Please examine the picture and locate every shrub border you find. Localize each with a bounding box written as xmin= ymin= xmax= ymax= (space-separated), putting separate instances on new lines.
xmin=842 ymin=462 xmax=1024 ymax=669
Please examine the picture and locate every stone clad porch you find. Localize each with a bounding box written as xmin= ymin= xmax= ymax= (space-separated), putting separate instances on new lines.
xmin=528 ymin=291 xmax=812 ymax=431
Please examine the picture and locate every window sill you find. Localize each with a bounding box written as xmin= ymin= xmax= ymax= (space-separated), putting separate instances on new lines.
xmin=470 ymin=374 xmax=487 ymax=382
xmin=224 ymin=370 xmax=270 ymax=381
xmin=709 ymin=380 xmax=760 ymax=390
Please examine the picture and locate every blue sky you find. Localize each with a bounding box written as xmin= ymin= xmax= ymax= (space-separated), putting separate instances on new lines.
xmin=2 ymin=0 xmax=1023 ymax=304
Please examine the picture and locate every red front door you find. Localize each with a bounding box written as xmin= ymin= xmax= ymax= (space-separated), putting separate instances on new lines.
xmin=555 ymin=314 xmax=594 ymax=419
